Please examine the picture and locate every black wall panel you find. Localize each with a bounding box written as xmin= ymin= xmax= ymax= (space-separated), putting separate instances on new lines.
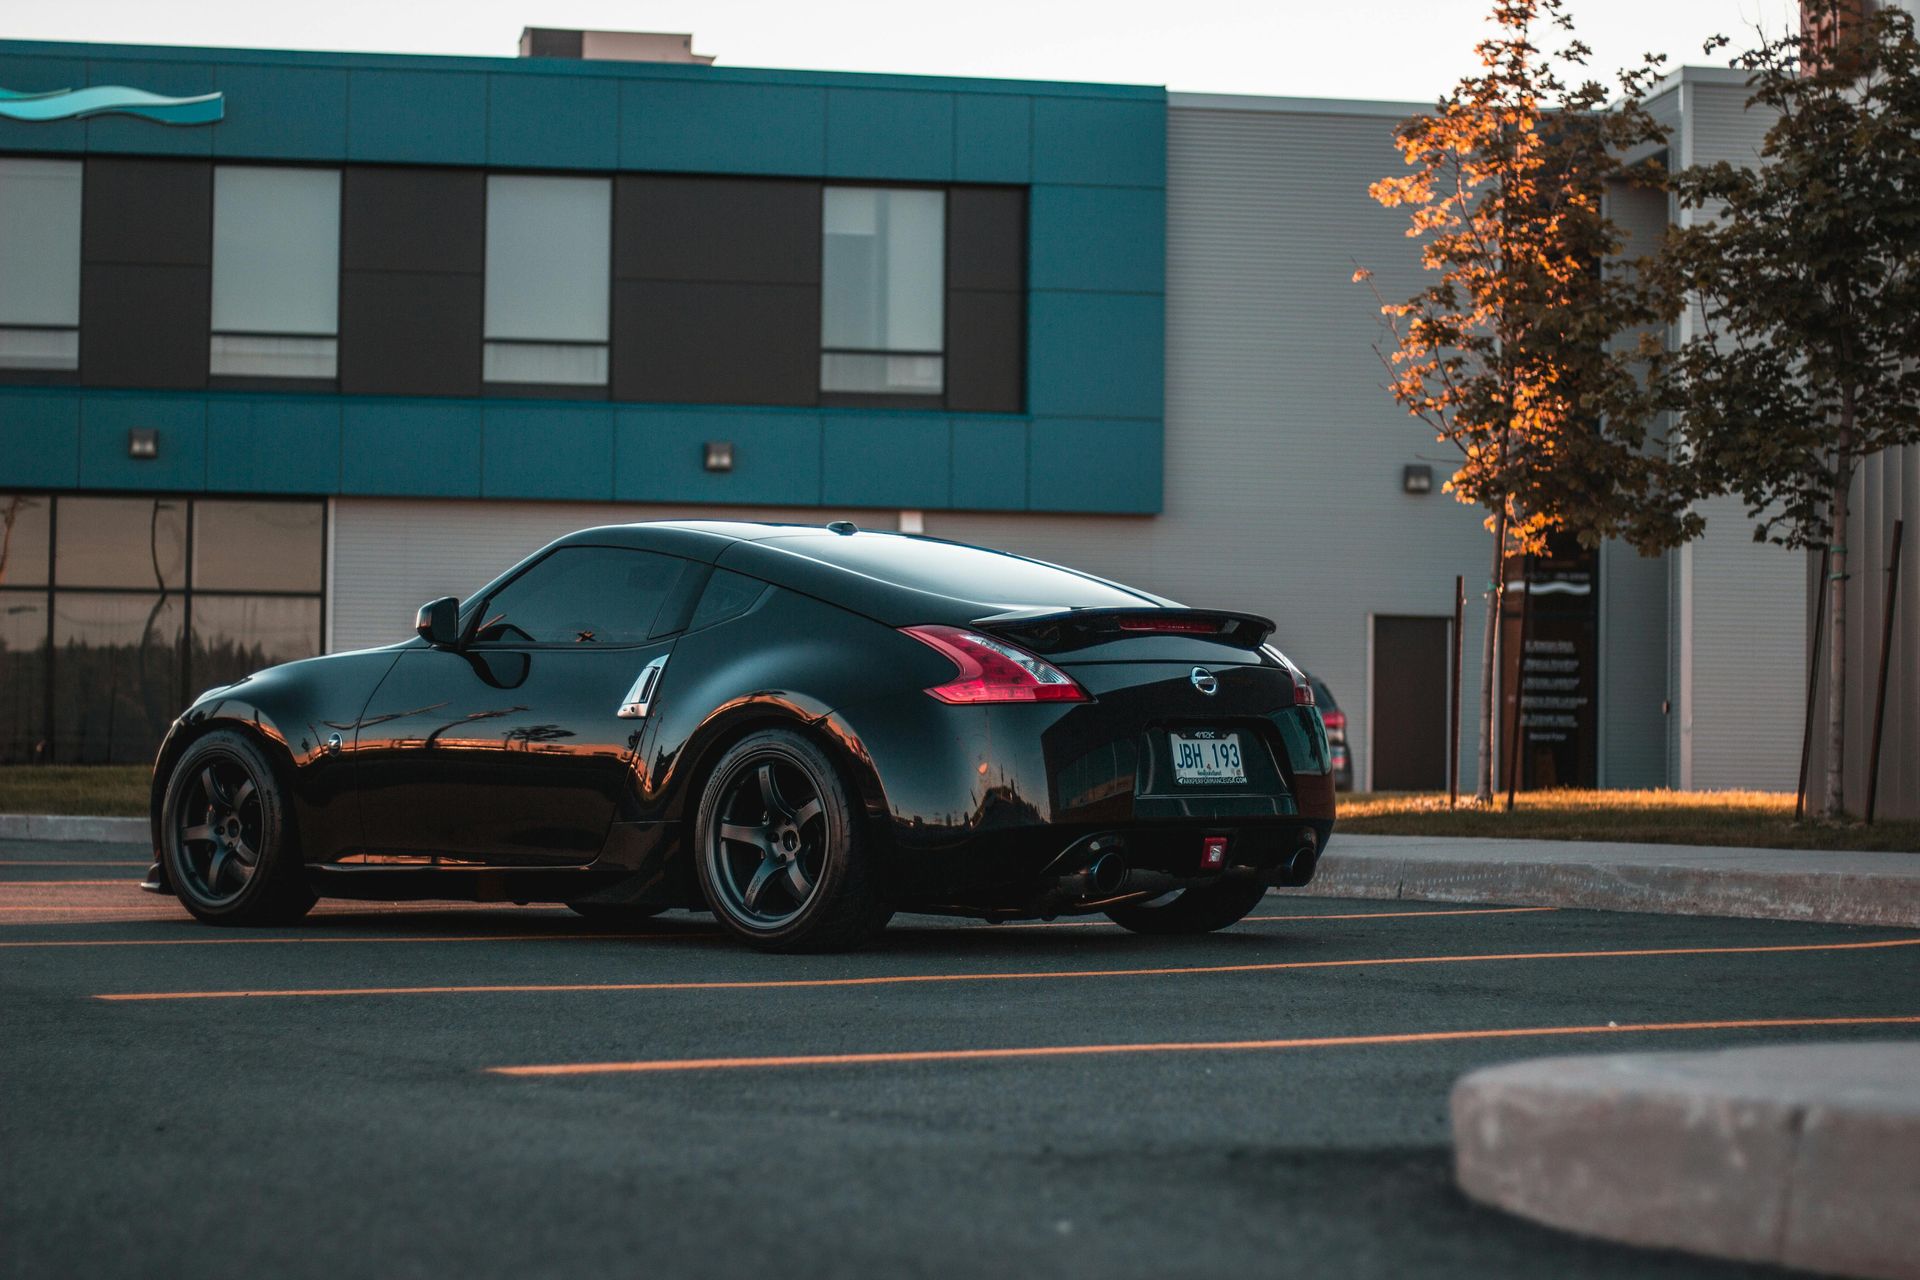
xmin=339 ymin=273 xmax=483 ymax=397
xmin=615 ymin=176 xmax=821 ymax=284
xmin=613 ymin=280 xmax=818 ymax=405
xmin=339 ymin=167 xmax=485 ymax=396
xmin=80 ymin=160 xmax=212 ymax=388
xmin=80 ymin=264 xmax=211 ymax=389
xmin=82 ymin=158 xmax=211 ymax=266
xmin=341 ymin=167 xmax=485 ymax=273
xmin=611 ymin=176 xmax=822 ymax=405
xmin=944 ymin=187 xmax=1025 ymax=413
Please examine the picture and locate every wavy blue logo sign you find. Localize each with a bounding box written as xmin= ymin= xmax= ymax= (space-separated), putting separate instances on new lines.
xmin=0 ymin=85 xmax=224 ymax=126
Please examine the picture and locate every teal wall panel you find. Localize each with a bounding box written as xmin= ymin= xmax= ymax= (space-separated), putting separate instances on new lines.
xmin=1027 ymin=418 xmax=1162 ymax=513
xmin=482 ymin=405 xmax=614 ymax=500
xmin=826 ymin=88 xmax=953 ymax=181
xmin=0 ymin=40 xmax=1167 ymax=518
xmin=340 ymin=401 xmax=481 ymax=497
xmin=0 ymin=54 xmax=87 ymax=152
xmin=487 ymin=72 xmax=619 ymax=170
xmin=346 ymin=69 xmax=487 ymax=164
xmin=1029 ymin=184 xmax=1165 ymax=294
xmin=822 ymin=413 xmax=951 ymax=509
xmin=953 ymin=93 xmax=1030 ymax=184
xmin=620 ymin=80 xmax=826 ymax=175
xmin=615 ymin=408 xmax=823 ymax=506
xmin=79 ymin=395 xmax=207 ymax=491
xmin=0 ymin=392 xmax=80 ymax=489
xmin=1028 ymin=291 xmax=1164 ymax=420
xmin=205 ymin=398 xmax=340 ymax=493
xmin=949 ymin=416 xmax=1027 ymax=510
xmin=1031 ymin=96 xmax=1166 ymax=188
xmin=213 ymin=64 xmax=348 ymax=159
xmin=84 ymin=58 xmax=217 ymax=156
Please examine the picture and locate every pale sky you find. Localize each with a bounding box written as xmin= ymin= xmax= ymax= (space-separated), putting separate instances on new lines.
xmin=4 ymin=0 xmax=1796 ymax=101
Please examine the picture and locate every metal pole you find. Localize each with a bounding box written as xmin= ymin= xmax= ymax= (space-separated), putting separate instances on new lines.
xmin=1505 ymin=554 xmax=1533 ymax=812
xmin=1450 ymin=574 xmax=1465 ymax=810
xmin=1866 ymin=519 xmax=1904 ymax=824
xmin=1796 ymin=546 xmax=1831 ymax=822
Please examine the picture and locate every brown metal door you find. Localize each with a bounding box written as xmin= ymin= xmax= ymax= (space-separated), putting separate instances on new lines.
xmin=1373 ymin=615 xmax=1451 ymax=791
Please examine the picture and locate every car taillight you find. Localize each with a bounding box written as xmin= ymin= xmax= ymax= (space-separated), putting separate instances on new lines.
xmin=902 ymin=625 xmax=1089 ymax=704
xmin=1322 ymin=709 xmax=1346 ymax=732
xmin=1260 ymin=644 xmax=1315 ymax=706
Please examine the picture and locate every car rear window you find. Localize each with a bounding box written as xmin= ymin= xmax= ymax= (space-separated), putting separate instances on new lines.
xmin=757 ymin=533 xmax=1156 ymax=609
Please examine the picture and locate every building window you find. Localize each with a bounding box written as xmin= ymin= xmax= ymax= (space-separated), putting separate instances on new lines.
xmin=484 ymin=175 xmax=611 ymax=388
xmin=0 ymin=159 xmax=83 ymax=373
xmin=0 ymin=493 xmax=326 ymax=764
xmin=820 ymin=187 xmax=945 ymax=397
xmin=210 ymin=166 xmax=341 ymax=381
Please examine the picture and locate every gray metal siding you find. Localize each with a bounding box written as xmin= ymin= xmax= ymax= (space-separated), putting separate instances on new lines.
xmin=1807 ymin=444 xmax=1919 ymax=818
xmin=929 ymin=103 xmax=1497 ymax=791
xmin=1669 ymin=75 xmax=1803 ymax=790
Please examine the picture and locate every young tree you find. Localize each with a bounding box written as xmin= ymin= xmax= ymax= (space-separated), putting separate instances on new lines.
xmin=1661 ymin=1 xmax=1920 ymax=818
xmin=1359 ymin=0 xmax=1692 ymax=802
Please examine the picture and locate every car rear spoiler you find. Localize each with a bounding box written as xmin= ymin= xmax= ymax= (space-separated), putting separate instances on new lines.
xmin=971 ymin=607 xmax=1276 ymax=654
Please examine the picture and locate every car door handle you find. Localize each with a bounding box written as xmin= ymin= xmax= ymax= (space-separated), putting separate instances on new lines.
xmin=616 ymin=654 xmax=669 ymax=719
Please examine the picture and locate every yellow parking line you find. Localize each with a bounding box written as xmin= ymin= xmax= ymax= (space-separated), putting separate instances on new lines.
xmin=487 ymin=1014 xmax=1920 ymax=1077
xmin=93 ymin=936 xmax=1920 ymax=1003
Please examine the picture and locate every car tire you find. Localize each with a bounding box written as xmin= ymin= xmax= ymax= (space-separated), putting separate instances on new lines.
xmin=160 ymin=729 xmax=317 ymax=926
xmin=566 ymin=902 xmax=666 ymax=922
xmin=693 ymin=728 xmax=890 ymax=952
xmin=1102 ymin=879 xmax=1267 ymax=935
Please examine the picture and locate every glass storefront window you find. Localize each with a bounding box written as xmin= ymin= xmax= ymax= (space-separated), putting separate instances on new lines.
xmin=2 ymin=495 xmax=326 ymax=763
xmin=0 ymin=592 xmax=48 ymax=761
xmin=192 ymin=502 xmax=325 ymax=593
xmin=190 ymin=595 xmax=322 ymax=693
xmin=54 ymin=497 xmax=187 ymax=590
xmin=52 ymin=592 xmax=184 ymax=764
xmin=0 ymin=494 xmax=52 ymax=588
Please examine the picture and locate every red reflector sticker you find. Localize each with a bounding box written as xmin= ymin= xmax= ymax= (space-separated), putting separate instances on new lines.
xmin=1201 ymin=836 xmax=1228 ymax=870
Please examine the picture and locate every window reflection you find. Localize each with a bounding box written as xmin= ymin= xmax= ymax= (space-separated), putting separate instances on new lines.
xmin=191 ymin=595 xmax=322 ymax=693
xmin=13 ymin=495 xmax=325 ymax=762
xmin=0 ymin=495 xmax=51 ymax=587
xmin=0 ymin=592 xmax=48 ymax=762
xmin=54 ymin=497 xmax=187 ymax=590
xmin=52 ymin=592 xmax=184 ymax=764
xmin=192 ymin=502 xmax=324 ymax=593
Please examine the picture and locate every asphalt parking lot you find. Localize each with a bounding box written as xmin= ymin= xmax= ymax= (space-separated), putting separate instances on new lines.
xmin=4 ymin=837 xmax=1917 ymax=1279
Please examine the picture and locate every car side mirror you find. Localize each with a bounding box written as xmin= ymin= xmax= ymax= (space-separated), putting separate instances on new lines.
xmin=415 ymin=596 xmax=461 ymax=648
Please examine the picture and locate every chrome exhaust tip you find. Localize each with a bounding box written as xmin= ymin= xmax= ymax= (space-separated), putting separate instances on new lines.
xmin=1086 ymin=851 xmax=1129 ymax=896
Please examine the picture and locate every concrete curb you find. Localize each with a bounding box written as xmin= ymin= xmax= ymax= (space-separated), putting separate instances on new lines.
xmin=1453 ymin=1043 xmax=1920 ymax=1279
xmin=0 ymin=814 xmax=147 ymax=844
xmin=1297 ymin=835 xmax=1920 ymax=929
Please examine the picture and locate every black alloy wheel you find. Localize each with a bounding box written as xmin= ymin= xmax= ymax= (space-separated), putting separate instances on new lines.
xmin=161 ymin=729 xmax=315 ymax=925
xmin=694 ymin=729 xmax=888 ymax=951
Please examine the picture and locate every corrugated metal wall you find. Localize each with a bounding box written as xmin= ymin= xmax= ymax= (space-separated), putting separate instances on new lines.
xmin=1807 ymin=445 xmax=1919 ymax=818
xmin=1668 ymin=76 xmax=1805 ymax=790
xmin=929 ymin=99 xmax=1498 ymax=790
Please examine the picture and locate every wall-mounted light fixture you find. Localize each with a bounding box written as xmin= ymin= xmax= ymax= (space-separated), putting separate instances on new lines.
xmin=703 ymin=441 xmax=734 ymax=473
xmin=128 ymin=428 xmax=159 ymax=460
xmin=1403 ymin=464 xmax=1433 ymax=495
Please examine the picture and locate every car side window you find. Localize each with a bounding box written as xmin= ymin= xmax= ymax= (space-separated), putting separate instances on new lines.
xmin=471 ymin=547 xmax=685 ymax=647
xmin=687 ymin=569 xmax=768 ymax=632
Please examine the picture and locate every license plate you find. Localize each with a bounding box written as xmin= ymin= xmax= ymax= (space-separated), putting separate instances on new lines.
xmin=1170 ymin=732 xmax=1245 ymax=785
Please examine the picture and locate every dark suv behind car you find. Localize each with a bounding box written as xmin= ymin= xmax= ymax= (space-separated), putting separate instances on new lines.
xmin=1307 ymin=675 xmax=1353 ymax=791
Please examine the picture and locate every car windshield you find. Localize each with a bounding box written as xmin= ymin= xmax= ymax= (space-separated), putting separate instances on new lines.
xmin=757 ymin=532 xmax=1157 ymax=610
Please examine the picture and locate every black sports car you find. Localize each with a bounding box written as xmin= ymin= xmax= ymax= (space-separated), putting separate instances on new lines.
xmin=147 ymin=521 xmax=1335 ymax=951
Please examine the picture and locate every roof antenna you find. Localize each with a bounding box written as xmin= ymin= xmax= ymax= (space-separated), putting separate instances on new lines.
xmin=826 ymin=520 xmax=858 ymax=536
